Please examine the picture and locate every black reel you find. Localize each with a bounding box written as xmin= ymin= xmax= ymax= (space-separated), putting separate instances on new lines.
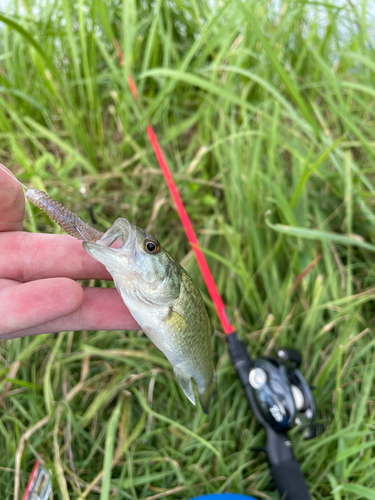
xmin=249 ymin=349 xmax=315 ymax=432
xmin=227 ymin=333 xmax=317 ymax=500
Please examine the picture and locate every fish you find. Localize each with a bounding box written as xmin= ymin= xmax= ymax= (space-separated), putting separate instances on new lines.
xmin=23 ymin=185 xmax=216 ymax=412
xmin=83 ymin=218 xmax=217 ymax=413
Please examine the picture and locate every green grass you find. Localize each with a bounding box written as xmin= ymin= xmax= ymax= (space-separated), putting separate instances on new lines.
xmin=1 ymin=0 xmax=375 ymax=498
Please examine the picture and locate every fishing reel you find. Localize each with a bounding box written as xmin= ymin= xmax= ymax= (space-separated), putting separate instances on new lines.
xmin=228 ymin=334 xmax=316 ymax=500
xmin=249 ymin=348 xmax=315 ymax=433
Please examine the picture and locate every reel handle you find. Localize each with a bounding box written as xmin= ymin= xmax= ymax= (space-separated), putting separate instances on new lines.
xmin=277 ymin=348 xmax=302 ymax=367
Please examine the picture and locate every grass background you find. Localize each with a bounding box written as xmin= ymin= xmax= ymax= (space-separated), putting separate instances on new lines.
xmin=0 ymin=0 xmax=375 ymax=498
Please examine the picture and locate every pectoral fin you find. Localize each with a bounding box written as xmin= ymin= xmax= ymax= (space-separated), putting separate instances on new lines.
xmin=163 ymin=308 xmax=187 ymax=333
xmin=174 ymin=368 xmax=196 ymax=406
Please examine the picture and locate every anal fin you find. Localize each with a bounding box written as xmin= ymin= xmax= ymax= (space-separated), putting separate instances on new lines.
xmin=174 ymin=368 xmax=196 ymax=406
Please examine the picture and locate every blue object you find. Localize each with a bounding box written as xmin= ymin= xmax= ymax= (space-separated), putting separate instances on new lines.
xmin=192 ymin=495 xmax=257 ymax=500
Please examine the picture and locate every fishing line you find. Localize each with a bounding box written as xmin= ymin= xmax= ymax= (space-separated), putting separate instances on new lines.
xmin=0 ymin=163 xmax=28 ymax=190
xmin=0 ymin=164 xmax=40 ymax=226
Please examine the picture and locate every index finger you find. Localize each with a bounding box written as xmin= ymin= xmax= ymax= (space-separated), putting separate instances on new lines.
xmin=0 ymin=232 xmax=113 ymax=282
xmin=0 ymin=164 xmax=25 ymax=232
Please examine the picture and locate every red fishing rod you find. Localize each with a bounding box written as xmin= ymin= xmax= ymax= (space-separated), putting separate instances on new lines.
xmin=114 ymin=41 xmax=315 ymax=500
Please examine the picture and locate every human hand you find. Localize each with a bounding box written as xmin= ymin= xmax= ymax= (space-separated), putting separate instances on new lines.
xmin=0 ymin=165 xmax=140 ymax=339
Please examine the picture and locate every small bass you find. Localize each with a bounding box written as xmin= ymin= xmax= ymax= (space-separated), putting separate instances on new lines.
xmin=25 ymin=188 xmax=217 ymax=413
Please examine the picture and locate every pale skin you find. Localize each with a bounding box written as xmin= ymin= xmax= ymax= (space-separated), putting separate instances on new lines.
xmin=0 ymin=165 xmax=140 ymax=339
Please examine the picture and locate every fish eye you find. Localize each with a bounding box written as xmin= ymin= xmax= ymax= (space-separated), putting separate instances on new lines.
xmin=144 ymin=238 xmax=160 ymax=254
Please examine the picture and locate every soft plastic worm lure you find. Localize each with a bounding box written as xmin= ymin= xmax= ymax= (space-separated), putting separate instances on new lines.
xmin=0 ymin=164 xmax=101 ymax=241
xmin=25 ymin=188 xmax=103 ymax=242
xmin=0 ymin=164 xmax=103 ymax=243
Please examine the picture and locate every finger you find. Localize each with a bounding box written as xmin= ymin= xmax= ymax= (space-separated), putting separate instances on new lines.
xmin=0 ymin=278 xmax=21 ymax=292
xmin=0 ymin=287 xmax=140 ymax=339
xmin=0 ymin=277 xmax=84 ymax=336
xmin=0 ymin=164 xmax=25 ymax=232
xmin=0 ymin=232 xmax=113 ymax=282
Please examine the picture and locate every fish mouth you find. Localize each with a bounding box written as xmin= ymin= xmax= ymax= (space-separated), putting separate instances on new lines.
xmin=83 ymin=218 xmax=140 ymax=267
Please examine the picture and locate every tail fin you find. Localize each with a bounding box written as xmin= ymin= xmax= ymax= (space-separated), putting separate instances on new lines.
xmin=199 ymin=372 xmax=217 ymax=414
